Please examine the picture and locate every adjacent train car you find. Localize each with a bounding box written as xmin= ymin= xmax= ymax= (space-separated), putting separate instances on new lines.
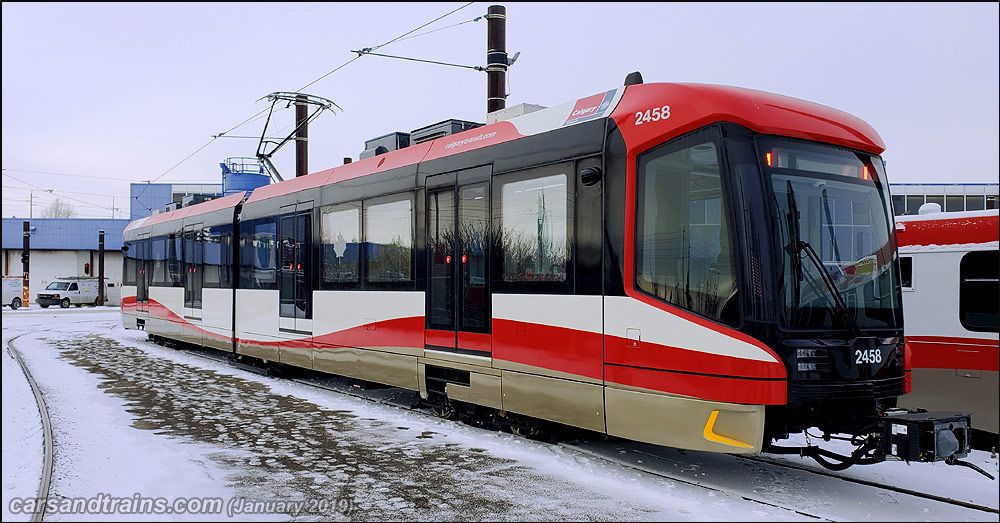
xmin=123 ymin=79 xmax=978 ymax=471
xmin=895 ymin=209 xmax=999 ymax=446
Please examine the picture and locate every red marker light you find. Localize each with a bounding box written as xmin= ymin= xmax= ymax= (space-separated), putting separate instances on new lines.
xmin=445 ymin=255 xmax=452 ymax=264
xmin=766 ymin=152 xmax=772 ymax=167
xmin=461 ymin=255 xmax=468 ymax=264
xmin=862 ymin=166 xmax=869 ymax=180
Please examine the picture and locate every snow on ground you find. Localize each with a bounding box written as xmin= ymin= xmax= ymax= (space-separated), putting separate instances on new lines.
xmin=2 ymin=307 xmax=998 ymax=521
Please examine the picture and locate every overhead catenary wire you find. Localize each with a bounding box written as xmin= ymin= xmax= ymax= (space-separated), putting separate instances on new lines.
xmin=10 ymin=2 xmax=481 ymax=217
xmin=3 ymin=172 xmax=121 ymax=213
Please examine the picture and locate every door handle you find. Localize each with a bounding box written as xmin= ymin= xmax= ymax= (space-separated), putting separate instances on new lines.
xmin=626 ymin=328 xmax=641 ymax=349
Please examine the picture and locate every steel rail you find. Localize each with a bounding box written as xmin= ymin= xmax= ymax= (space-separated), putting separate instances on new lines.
xmin=6 ymin=334 xmax=55 ymax=523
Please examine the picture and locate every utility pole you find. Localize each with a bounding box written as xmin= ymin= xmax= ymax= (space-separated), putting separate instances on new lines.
xmin=486 ymin=5 xmax=508 ymax=114
xmin=29 ymin=190 xmax=33 ymax=219
xmin=22 ymin=221 xmax=30 ymax=308
xmin=98 ymin=230 xmax=106 ymax=306
xmin=295 ymin=94 xmax=308 ymax=178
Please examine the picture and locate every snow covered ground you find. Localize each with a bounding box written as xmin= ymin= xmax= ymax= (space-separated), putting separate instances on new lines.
xmin=2 ymin=307 xmax=998 ymax=521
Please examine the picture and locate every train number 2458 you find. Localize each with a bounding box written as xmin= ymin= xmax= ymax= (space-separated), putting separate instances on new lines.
xmin=855 ymin=348 xmax=882 ymax=364
xmin=634 ymin=105 xmax=670 ymax=125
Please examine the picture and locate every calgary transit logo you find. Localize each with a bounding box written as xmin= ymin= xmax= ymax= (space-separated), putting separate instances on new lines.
xmin=563 ymin=89 xmax=617 ymax=126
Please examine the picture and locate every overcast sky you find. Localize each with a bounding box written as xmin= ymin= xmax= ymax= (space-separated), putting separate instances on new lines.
xmin=2 ymin=2 xmax=998 ymax=219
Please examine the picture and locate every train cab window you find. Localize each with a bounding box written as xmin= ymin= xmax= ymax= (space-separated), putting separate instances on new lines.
xmin=123 ymin=242 xmax=136 ymax=286
xmin=634 ymin=131 xmax=739 ymax=326
xmin=899 ymin=256 xmax=913 ymax=290
xmin=959 ymin=250 xmax=999 ymax=332
xmin=498 ymin=167 xmax=571 ymax=283
xmin=365 ymin=195 xmax=413 ymax=284
xmin=321 ymin=203 xmax=361 ymax=285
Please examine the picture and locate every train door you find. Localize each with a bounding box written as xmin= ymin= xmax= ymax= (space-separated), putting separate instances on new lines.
xmin=278 ymin=203 xmax=313 ymax=334
xmin=425 ymin=167 xmax=492 ymax=356
xmin=183 ymin=223 xmax=203 ymax=320
xmin=137 ymin=233 xmax=149 ymax=313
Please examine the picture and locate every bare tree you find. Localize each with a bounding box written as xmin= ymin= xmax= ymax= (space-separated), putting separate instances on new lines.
xmin=41 ymin=198 xmax=78 ymax=218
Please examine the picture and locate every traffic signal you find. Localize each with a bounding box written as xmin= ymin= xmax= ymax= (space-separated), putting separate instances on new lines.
xmin=84 ymin=262 xmax=90 ymax=274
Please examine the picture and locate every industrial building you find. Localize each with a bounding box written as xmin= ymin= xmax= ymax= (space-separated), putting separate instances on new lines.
xmin=888 ymin=183 xmax=998 ymax=215
xmin=2 ymin=218 xmax=129 ymax=306
xmin=2 ymin=158 xmax=271 ymax=308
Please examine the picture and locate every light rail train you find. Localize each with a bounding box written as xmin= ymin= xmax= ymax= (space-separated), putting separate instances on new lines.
xmin=122 ymin=76 xmax=983 ymax=472
xmin=895 ymin=209 xmax=999 ymax=449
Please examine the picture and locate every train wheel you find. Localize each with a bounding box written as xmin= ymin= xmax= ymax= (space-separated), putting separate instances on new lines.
xmin=60 ymin=298 xmax=70 ymax=308
xmin=11 ymin=298 xmax=20 ymax=310
xmin=429 ymin=397 xmax=458 ymax=420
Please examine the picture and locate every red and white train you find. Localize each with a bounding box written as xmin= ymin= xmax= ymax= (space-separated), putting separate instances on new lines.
xmin=122 ymin=77 xmax=980 ymax=471
xmin=895 ymin=209 xmax=999 ymax=447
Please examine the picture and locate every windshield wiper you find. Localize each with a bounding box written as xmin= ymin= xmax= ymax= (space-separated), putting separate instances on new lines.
xmin=792 ymin=239 xmax=863 ymax=338
xmin=784 ymin=181 xmax=803 ymax=315
xmin=783 ymin=180 xmax=861 ymax=337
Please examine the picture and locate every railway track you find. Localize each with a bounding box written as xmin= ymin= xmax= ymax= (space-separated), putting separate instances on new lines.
xmin=164 ymin=339 xmax=999 ymax=520
xmin=6 ymin=315 xmax=994 ymax=521
xmin=7 ymin=334 xmax=55 ymax=523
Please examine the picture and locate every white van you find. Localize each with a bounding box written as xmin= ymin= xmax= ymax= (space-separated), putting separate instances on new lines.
xmin=3 ymin=277 xmax=23 ymax=310
xmin=36 ymin=278 xmax=103 ymax=308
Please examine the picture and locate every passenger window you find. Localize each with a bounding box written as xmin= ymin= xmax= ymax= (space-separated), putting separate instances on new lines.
xmin=499 ymin=170 xmax=571 ymax=282
xmin=69 ymin=283 xmax=78 ymax=291
xmin=321 ymin=203 xmax=361 ymax=284
xmin=167 ymin=234 xmax=183 ymax=287
xmin=151 ymin=237 xmax=167 ymax=285
xmin=252 ymin=219 xmax=277 ymax=289
xmin=635 ymin=132 xmax=739 ymax=326
xmin=899 ymin=256 xmax=913 ymax=290
xmin=959 ymin=250 xmax=999 ymax=333
xmin=365 ymin=195 xmax=413 ymax=283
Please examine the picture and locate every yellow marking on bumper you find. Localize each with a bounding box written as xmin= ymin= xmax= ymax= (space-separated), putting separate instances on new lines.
xmin=703 ymin=409 xmax=753 ymax=448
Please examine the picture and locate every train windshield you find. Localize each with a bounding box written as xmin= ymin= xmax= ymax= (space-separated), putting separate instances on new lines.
xmin=763 ymin=137 xmax=902 ymax=332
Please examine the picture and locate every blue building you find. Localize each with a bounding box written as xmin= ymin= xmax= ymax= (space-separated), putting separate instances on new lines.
xmin=2 ymin=217 xmax=130 ymax=306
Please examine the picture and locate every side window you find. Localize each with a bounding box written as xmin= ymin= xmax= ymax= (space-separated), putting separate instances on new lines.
xmin=123 ymin=241 xmax=137 ymax=286
xmin=321 ymin=203 xmax=361 ymax=286
xmin=151 ymin=237 xmax=167 ymax=285
xmin=959 ymin=250 xmax=998 ymax=333
xmin=203 ymin=226 xmax=223 ymax=288
xmin=365 ymin=195 xmax=413 ymax=284
xmin=899 ymin=256 xmax=913 ymax=290
xmin=497 ymin=163 xmax=573 ymax=284
xmin=250 ymin=219 xmax=277 ymax=289
xmin=69 ymin=283 xmax=79 ymax=291
xmin=635 ymin=130 xmax=739 ymax=326
xmin=167 ymin=233 xmax=183 ymax=287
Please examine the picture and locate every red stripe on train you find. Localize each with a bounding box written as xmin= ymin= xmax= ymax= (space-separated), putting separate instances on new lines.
xmin=896 ymin=213 xmax=998 ymax=247
xmin=605 ymin=364 xmax=786 ymax=405
xmin=907 ymin=335 xmax=999 ymax=372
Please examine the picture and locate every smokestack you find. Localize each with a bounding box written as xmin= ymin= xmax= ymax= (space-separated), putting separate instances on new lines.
xmin=486 ymin=5 xmax=507 ymax=114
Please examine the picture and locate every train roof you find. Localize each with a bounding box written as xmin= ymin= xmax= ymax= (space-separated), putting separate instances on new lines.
xmin=896 ymin=209 xmax=999 ymax=249
xmin=124 ymin=190 xmax=246 ymax=232
xmin=240 ymin=82 xmax=884 ymax=206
